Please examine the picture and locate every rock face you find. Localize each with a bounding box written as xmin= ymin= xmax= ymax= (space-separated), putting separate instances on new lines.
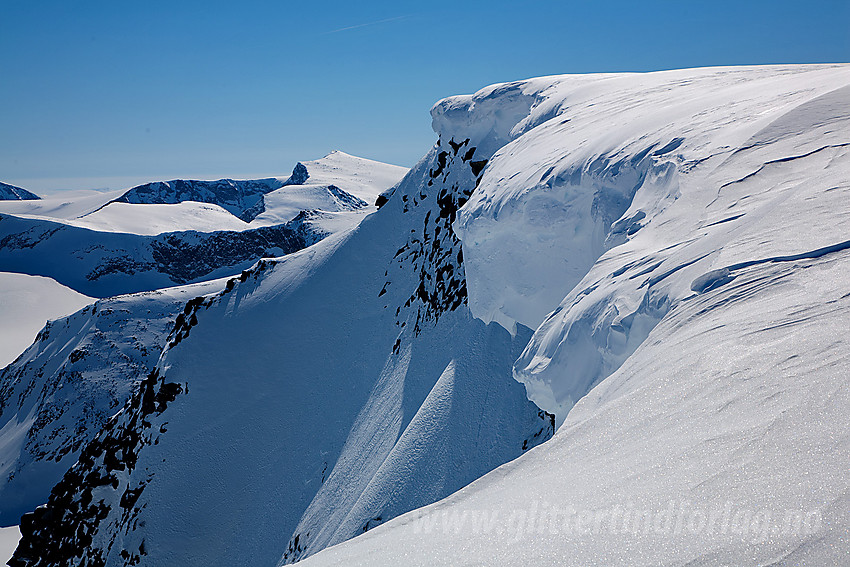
xmin=0 ymin=183 xmax=39 ymax=201
xmin=114 ymin=178 xmax=282 ymax=222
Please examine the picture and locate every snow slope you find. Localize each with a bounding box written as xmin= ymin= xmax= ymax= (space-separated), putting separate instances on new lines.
xmin=68 ymin=201 xmax=251 ymax=235
xmin=287 ymin=64 xmax=850 ymax=565
xmin=0 ymin=526 xmax=20 ymax=566
xmin=9 ymin=117 xmax=551 ymax=567
xmin=0 ymin=278 xmax=225 ymax=526
xmin=0 ymin=189 xmax=123 ymax=220
xmin=0 ymin=273 xmax=93 ymax=368
xmin=0 ymin=184 xmax=38 ymax=202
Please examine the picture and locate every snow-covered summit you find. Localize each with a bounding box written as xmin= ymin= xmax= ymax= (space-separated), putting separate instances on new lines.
xmin=448 ymin=64 xmax=850 ymax=419
xmin=251 ymin=151 xmax=408 ymax=228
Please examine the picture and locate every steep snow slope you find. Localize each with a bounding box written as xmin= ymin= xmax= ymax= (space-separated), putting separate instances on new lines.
xmin=302 ymin=253 xmax=850 ymax=567
xmin=9 ymin=120 xmax=551 ymax=567
xmin=286 ymin=64 xmax=850 ymax=565
xmin=0 ymin=526 xmax=20 ymax=566
xmin=0 ymin=278 xmax=225 ymax=526
xmin=0 ymin=273 xmax=93 ymax=368
xmin=0 ymin=184 xmax=38 ymax=201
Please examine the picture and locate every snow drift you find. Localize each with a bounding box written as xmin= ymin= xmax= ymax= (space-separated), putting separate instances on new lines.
xmin=290 ymin=64 xmax=850 ymax=566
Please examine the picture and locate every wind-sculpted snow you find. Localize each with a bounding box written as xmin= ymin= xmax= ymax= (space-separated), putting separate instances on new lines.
xmin=453 ymin=64 xmax=850 ymax=421
xmin=0 ymin=183 xmax=39 ymax=202
xmin=0 ymin=279 xmax=223 ymax=526
xmin=285 ymin=64 xmax=850 ymax=566
xmin=10 ymin=125 xmax=551 ymax=566
xmin=300 ymin=247 xmax=850 ymax=567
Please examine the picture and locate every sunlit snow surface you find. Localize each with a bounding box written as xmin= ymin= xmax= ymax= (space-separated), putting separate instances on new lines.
xmin=0 ymin=273 xmax=93 ymax=368
xmin=299 ymin=64 xmax=850 ymax=566
xmin=0 ymin=525 xmax=21 ymax=566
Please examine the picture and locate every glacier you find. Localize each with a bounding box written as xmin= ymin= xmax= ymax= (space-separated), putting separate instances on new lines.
xmin=7 ymin=64 xmax=850 ymax=566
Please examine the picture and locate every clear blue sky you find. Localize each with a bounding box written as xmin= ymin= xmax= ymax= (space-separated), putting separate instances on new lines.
xmin=2 ymin=0 xmax=848 ymax=193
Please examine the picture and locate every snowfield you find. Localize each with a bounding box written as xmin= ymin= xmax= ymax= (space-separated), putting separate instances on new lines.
xmin=6 ymin=64 xmax=850 ymax=567
xmin=0 ymin=273 xmax=93 ymax=368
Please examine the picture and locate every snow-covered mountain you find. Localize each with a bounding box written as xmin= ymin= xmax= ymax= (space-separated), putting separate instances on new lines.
xmin=104 ymin=150 xmax=403 ymax=226
xmin=0 ymin=153 xmax=407 ymax=298
xmin=113 ymin=177 xmax=282 ymax=222
xmin=0 ymin=213 xmax=309 ymax=297
xmin=0 ymin=184 xmax=38 ymax=202
xmin=9 ymin=124 xmax=552 ymax=567
xmin=0 ymin=152 xmax=408 ymax=527
xmin=9 ymin=64 xmax=850 ymax=567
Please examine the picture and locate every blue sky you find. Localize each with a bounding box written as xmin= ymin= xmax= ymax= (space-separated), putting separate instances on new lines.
xmin=2 ymin=0 xmax=848 ymax=193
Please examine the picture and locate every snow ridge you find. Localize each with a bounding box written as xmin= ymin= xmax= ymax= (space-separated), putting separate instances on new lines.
xmin=0 ymin=212 xmax=312 ymax=297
